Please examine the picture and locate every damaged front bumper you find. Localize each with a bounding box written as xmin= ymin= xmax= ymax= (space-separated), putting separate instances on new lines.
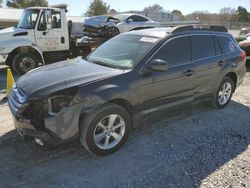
xmin=8 ymin=86 xmax=82 ymax=147
xmin=11 ymin=116 xmax=60 ymax=146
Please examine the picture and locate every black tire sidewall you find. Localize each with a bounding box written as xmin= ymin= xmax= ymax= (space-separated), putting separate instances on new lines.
xmin=12 ymin=53 xmax=39 ymax=74
xmin=214 ymin=77 xmax=235 ymax=109
xmin=110 ymin=27 xmax=120 ymax=37
xmin=80 ymin=104 xmax=131 ymax=156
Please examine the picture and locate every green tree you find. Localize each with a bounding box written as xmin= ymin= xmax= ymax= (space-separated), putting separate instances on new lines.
xmin=143 ymin=4 xmax=164 ymax=13
xmin=6 ymin=0 xmax=48 ymax=9
xmin=85 ymin=0 xmax=110 ymax=16
xmin=109 ymin=8 xmax=118 ymax=15
xmin=237 ymin=6 xmax=250 ymax=22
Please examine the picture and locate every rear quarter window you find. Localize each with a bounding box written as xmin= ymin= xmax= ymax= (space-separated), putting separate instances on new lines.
xmin=191 ymin=35 xmax=215 ymax=60
xmin=217 ymin=36 xmax=237 ymax=54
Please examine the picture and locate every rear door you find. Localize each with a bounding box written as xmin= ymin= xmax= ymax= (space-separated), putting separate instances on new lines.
xmin=136 ymin=36 xmax=194 ymax=111
xmin=191 ymin=35 xmax=223 ymax=100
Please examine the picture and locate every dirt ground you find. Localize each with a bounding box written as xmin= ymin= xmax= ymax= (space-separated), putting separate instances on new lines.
xmin=0 ymin=66 xmax=250 ymax=188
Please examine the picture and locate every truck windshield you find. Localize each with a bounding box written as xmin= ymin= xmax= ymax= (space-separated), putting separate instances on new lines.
xmin=17 ymin=9 xmax=40 ymax=29
xmin=87 ymin=35 xmax=159 ymax=69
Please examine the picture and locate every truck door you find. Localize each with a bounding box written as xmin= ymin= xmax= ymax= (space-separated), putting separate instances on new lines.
xmin=35 ymin=10 xmax=69 ymax=52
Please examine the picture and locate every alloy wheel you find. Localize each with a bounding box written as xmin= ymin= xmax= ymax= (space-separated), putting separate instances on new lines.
xmin=218 ymin=82 xmax=232 ymax=105
xmin=93 ymin=114 xmax=126 ymax=150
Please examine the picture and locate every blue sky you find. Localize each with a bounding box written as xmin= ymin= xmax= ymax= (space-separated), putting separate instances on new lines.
xmin=47 ymin=0 xmax=250 ymax=16
xmin=2 ymin=0 xmax=250 ymax=16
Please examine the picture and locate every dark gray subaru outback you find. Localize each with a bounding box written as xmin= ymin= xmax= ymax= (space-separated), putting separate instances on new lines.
xmin=8 ymin=26 xmax=246 ymax=155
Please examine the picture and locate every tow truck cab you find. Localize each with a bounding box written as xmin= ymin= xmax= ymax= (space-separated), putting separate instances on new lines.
xmin=0 ymin=5 xmax=92 ymax=74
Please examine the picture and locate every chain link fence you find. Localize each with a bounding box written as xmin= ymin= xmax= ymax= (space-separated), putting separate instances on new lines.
xmin=200 ymin=20 xmax=250 ymax=30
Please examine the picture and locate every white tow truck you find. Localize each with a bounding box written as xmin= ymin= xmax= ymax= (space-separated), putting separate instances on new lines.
xmin=0 ymin=5 xmax=106 ymax=74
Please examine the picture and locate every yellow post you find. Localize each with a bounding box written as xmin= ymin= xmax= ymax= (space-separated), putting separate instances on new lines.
xmin=6 ymin=68 xmax=15 ymax=97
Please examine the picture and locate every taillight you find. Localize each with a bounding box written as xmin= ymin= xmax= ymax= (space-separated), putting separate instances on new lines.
xmin=242 ymin=50 xmax=247 ymax=60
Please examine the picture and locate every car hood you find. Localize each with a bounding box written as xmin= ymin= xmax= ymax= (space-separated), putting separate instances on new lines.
xmin=0 ymin=27 xmax=28 ymax=41
xmin=16 ymin=58 xmax=124 ymax=99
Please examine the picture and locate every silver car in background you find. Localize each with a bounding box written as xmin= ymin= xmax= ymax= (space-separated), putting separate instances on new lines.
xmin=114 ymin=14 xmax=160 ymax=33
xmin=83 ymin=14 xmax=160 ymax=38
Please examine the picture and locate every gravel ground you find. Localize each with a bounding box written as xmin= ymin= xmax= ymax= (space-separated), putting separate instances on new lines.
xmin=0 ymin=67 xmax=249 ymax=188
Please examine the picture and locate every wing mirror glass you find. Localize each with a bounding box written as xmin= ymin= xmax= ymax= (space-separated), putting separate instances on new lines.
xmin=147 ymin=59 xmax=168 ymax=71
xmin=45 ymin=10 xmax=52 ymax=30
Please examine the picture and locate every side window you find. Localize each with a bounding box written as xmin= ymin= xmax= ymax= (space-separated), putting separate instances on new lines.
xmin=129 ymin=15 xmax=148 ymax=22
xmin=37 ymin=12 xmax=47 ymax=31
xmin=136 ymin=16 xmax=148 ymax=22
xmin=214 ymin=36 xmax=223 ymax=55
xmin=153 ymin=36 xmax=190 ymax=66
xmin=52 ymin=11 xmax=61 ymax=29
xmin=191 ymin=35 xmax=215 ymax=60
xmin=217 ymin=36 xmax=236 ymax=54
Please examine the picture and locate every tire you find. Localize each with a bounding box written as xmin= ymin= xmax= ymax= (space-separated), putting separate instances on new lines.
xmin=80 ymin=103 xmax=132 ymax=156
xmin=109 ymin=27 xmax=120 ymax=37
xmin=12 ymin=53 xmax=39 ymax=75
xmin=211 ymin=77 xmax=235 ymax=109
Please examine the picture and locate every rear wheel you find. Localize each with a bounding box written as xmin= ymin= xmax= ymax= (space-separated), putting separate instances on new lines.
xmin=12 ymin=53 xmax=39 ymax=74
xmin=211 ymin=77 xmax=235 ymax=109
xmin=80 ymin=103 xmax=132 ymax=156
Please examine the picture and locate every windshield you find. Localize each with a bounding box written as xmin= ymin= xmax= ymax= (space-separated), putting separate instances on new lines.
xmin=87 ymin=35 xmax=159 ymax=69
xmin=17 ymin=9 xmax=40 ymax=29
xmin=114 ymin=14 xmax=129 ymax=22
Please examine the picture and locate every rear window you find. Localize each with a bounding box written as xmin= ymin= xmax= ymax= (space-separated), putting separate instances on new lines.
xmin=191 ymin=35 xmax=215 ymax=60
xmin=214 ymin=36 xmax=223 ymax=55
xmin=217 ymin=36 xmax=237 ymax=54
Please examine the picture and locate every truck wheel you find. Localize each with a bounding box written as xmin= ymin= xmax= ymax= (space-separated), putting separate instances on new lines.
xmin=80 ymin=103 xmax=132 ymax=156
xmin=12 ymin=53 xmax=39 ymax=74
xmin=210 ymin=77 xmax=235 ymax=109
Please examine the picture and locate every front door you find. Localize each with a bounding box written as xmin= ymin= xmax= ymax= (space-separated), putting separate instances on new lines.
xmin=35 ymin=10 xmax=69 ymax=52
xmin=134 ymin=36 xmax=194 ymax=112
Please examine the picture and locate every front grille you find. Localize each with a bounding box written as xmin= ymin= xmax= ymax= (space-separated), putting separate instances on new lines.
xmin=8 ymin=86 xmax=28 ymax=116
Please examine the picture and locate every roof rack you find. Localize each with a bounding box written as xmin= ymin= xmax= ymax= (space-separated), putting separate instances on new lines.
xmin=172 ymin=25 xmax=228 ymax=33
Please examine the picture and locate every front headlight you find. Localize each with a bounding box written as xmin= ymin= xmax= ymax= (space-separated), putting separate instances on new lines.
xmin=48 ymin=87 xmax=78 ymax=116
xmin=0 ymin=47 xmax=5 ymax=52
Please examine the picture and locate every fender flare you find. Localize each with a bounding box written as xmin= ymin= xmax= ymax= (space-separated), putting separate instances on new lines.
xmin=3 ymin=38 xmax=45 ymax=65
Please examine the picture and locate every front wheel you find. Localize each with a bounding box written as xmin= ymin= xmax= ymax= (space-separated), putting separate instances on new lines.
xmin=80 ymin=104 xmax=132 ymax=156
xmin=12 ymin=53 xmax=39 ymax=74
xmin=211 ymin=77 xmax=235 ymax=109
xmin=109 ymin=27 xmax=120 ymax=37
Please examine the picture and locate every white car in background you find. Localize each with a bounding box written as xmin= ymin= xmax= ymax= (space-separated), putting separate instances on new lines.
xmin=83 ymin=14 xmax=160 ymax=38
xmin=114 ymin=14 xmax=160 ymax=33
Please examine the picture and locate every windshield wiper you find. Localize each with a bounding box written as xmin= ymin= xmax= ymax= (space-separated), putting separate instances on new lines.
xmin=87 ymin=59 xmax=120 ymax=69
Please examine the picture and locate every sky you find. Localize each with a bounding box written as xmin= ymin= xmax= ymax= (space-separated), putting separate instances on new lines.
xmin=2 ymin=0 xmax=250 ymax=16
xmin=47 ymin=0 xmax=250 ymax=16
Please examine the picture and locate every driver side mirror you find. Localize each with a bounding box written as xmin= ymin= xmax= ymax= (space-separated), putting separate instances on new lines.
xmin=45 ymin=10 xmax=52 ymax=30
xmin=147 ymin=59 xmax=168 ymax=71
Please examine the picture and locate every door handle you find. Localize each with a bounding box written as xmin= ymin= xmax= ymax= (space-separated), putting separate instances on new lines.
xmin=217 ymin=61 xmax=224 ymax=67
xmin=61 ymin=37 xmax=65 ymax=44
xmin=183 ymin=69 xmax=194 ymax=76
